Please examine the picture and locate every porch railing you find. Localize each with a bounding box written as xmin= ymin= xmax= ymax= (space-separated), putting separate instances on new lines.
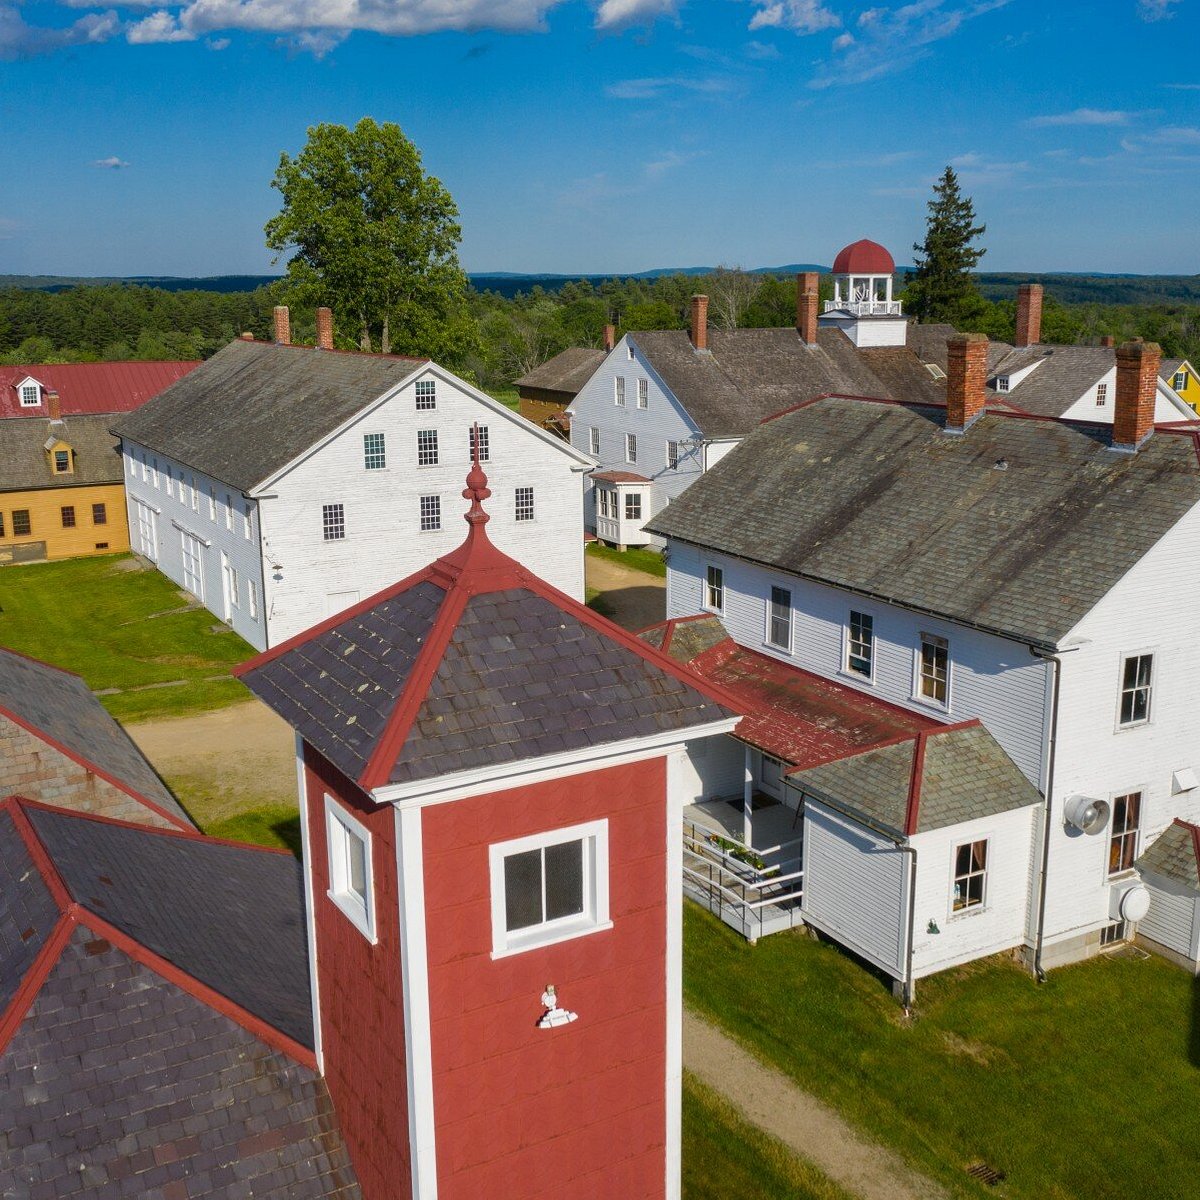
xmin=823 ymin=299 xmax=903 ymax=316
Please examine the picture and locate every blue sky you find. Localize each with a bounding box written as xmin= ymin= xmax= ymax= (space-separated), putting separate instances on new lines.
xmin=1 ymin=0 xmax=1198 ymax=276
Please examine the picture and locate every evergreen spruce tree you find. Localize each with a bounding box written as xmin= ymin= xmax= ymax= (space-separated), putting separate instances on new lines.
xmin=907 ymin=166 xmax=987 ymax=324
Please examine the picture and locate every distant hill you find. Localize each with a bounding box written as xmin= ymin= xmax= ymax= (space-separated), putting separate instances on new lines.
xmin=0 ymin=274 xmax=280 ymax=294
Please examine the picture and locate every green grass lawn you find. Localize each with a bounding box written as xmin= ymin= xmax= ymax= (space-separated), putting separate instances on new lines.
xmin=586 ymin=540 xmax=668 ymax=578
xmin=684 ymin=903 xmax=1200 ymax=1200
xmin=485 ymin=385 xmax=521 ymax=411
xmin=0 ymin=555 xmax=254 ymax=721
xmin=682 ymin=1073 xmax=852 ymax=1200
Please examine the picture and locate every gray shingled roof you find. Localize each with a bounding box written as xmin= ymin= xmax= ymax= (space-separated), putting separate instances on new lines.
xmin=645 ymin=398 xmax=1200 ymax=649
xmin=906 ymin=324 xmax=1013 ymax=374
xmin=0 ymin=809 xmax=60 ymax=1014
xmin=514 ymin=346 xmax=606 ymax=394
xmin=791 ymin=722 xmax=1041 ymax=837
xmin=112 ymin=338 xmax=425 ymax=492
xmin=1138 ymin=821 xmax=1200 ymax=892
xmin=0 ymin=415 xmax=124 ymax=491
xmin=0 ymin=926 xmax=360 ymax=1200
xmin=989 ymin=344 xmax=1115 ymax=417
xmin=0 ymin=648 xmax=190 ymax=825
xmin=626 ymin=327 xmax=943 ymax=439
xmin=27 ymin=805 xmax=313 ymax=1048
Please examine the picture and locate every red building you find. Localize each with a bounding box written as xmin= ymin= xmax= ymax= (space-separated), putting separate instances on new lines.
xmin=238 ymin=459 xmax=738 ymax=1199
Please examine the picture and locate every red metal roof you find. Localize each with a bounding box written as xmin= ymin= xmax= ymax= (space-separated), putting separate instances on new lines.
xmin=592 ymin=470 xmax=651 ymax=484
xmin=831 ymin=239 xmax=895 ymax=276
xmin=0 ymin=361 xmax=200 ymax=420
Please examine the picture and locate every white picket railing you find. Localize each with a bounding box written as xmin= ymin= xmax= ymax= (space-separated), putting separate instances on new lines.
xmin=823 ymin=299 xmax=903 ymax=316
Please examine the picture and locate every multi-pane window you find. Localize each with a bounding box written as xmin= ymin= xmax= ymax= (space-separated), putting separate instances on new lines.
xmin=626 ymin=433 xmax=637 ymax=463
xmin=92 ymin=503 xmax=107 ymax=525
xmin=848 ymin=611 xmax=874 ymax=678
xmin=243 ymin=504 xmax=252 ymax=540
xmin=0 ymin=513 xmax=5 ymax=536
xmin=1119 ymin=654 xmax=1153 ymax=726
xmin=624 ymin=493 xmax=642 ymax=521
xmin=952 ymin=840 xmax=988 ymax=912
xmin=415 ymin=379 xmax=437 ymax=410
xmin=637 ymin=378 xmax=648 ymax=408
xmin=208 ymin=485 xmax=216 ymax=520
xmin=60 ymin=506 xmax=76 ymax=529
xmin=228 ymin=565 xmax=240 ymax=609
xmin=995 ymin=377 xmax=1009 ymax=393
xmin=705 ymin=564 xmax=724 ymax=613
xmin=363 ymin=432 xmax=387 ymax=470
xmin=53 ymin=450 xmax=69 ymax=473
xmin=326 ymin=798 xmax=375 ymax=941
xmin=1096 ymin=382 xmax=1108 ymax=407
xmin=417 ymin=429 xmax=439 ymax=466
xmin=190 ymin=476 xmax=199 ymax=512
xmin=768 ymin=586 xmax=791 ymax=650
xmin=919 ymin=634 xmax=949 ymax=705
xmin=597 ymin=488 xmax=616 ymax=520
xmin=515 ymin=487 xmax=535 ymax=522
xmin=1109 ymin=792 xmax=1141 ymax=875
xmin=589 ymin=426 xmax=600 ymax=456
xmin=12 ymin=510 xmax=30 ymax=536
xmin=627 ymin=343 xmax=635 ymax=360
xmin=1174 ymin=371 xmax=1188 ymax=391
xmin=469 ymin=425 xmax=490 ymax=463
xmin=322 ymin=503 xmax=346 ymax=541
xmin=19 ymin=384 xmax=39 ymax=407
xmin=420 ymin=494 xmax=442 ymax=531
xmin=667 ymin=441 xmax=680 ymax=470
xmin=504 ymin=840 xmax=584 ymax=933
xmin=248 ymin=580 xmax=259 ymax=620
xmin=615 ymin=377 xmax=626 ymax=407
xmin=224 ymin=495 xmax=233 ymax=530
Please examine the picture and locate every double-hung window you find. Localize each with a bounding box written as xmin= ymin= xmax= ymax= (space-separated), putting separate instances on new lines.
xmin=420 ymin=494 xmax=441 ymax=531
xmin=53 ymin=450 xmax=70 ymax=474
xmin=190 ymin=476 xmax=199 ymax=512
xmin=515 ymin=487 xmax=535 ymax=522
xmin=1118 ymin=653 xmax=1152 ymax=727
xmin=589 ymin=426 xmax=600 ymax=456
xmin=626 ymin=433 xmax=637 ymax=464
xmin=469 ymin=425 xmax=490 ymax=463
xmin=489 ymin=820 xmax=610 ymax=957
xmin=243 ymin=504 xmax=252 ymax=540
xmin=705 ymin=564 xmax=724 ymax=613
xmin=325 ymin=797 xmax=376 ymax=942
xmin=615 ymin=377 xmax=626 ymax=407
xmin=847 ymin=611 xmax=874 ymax=679
xmin=12 ymin=511 xmax=30 ymax=537
xmin=918 ymin=634 xmax=949 ymax=706
xmin=417 ymin=429 xmax=439 ymax=466
xmin=1109 ymin=792 xmax=1141 ymax=875
xmin=637 ymin=378 xmax=648 ymax=408
xmin=363 ymin=432 xmax=387 ymax=470
xmin=1095 ymin=382 xmax=1108 ymax=407
xmin=19 ymin=384 xmax=39 ymax=407
xmin=768 ymin=586 xmax=791 ymax=651
xmin=667 ymin=441 xmax=679 ymax=470
xmin=208 ymin=485 xmax=216 ymax=520
xmin=952 ymin=840 xmax=988 ymax=912
xmin=224 ymin=495 xmax=233 ymax=531
xmin=597 ymin=488 xmax=615 ymax=521
xmin=248 ymin=579 xmax=259 ymax=620
xmin=60 ymin=505 xmax=76 ymax=529
xmin=322 ymin=503 xmax=346 ymax=541
xmin=92 ymin=503 xmax=107 ymax=526
xmin=415 ymin=379 xmax=436 ymax=410
xmin=1173 ymin=371 xmax=1187 ymax=392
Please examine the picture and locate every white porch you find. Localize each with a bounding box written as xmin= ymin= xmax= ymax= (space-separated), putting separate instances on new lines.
xmin=593 ymin=471 xmax=653 ymax=549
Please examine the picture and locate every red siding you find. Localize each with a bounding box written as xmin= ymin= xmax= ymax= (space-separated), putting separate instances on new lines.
xmin=304 ymin=745 xmax=411 ymax=1200
xmin=423 ymin=757 xmax=669 ymax=1200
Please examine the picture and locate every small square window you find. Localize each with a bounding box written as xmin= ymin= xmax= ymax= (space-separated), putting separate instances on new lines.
xmin=615 ymin=377 xmax=626 ymax=407
xmin=626 ymin=433 xmax=637 ymax=463
xmin=60 ymin=505 xmax=76 ymax=529
xmin=417 ymin=429 xmax=439 ymax=466
xmin=420 ymin=494 xmax=441 ymax=531
xmin=952 ymin=840 xmax=988 ymax=912
xmin=589 ymin=426 xmax=600 ymax=456
xmin=624 ymin=492 xmax=642 ymax=521
xmin=415 ymin=379 xmax=437 ymax=410
xmin=326 ymin=796 xmax=376 ymax=942
xmin=768 ymin=586 xmax=791 ymax=651
xmin=489 ymin=820 xmax=610 ymax=957
xmin=363 ymin=432 xmax=387 ymax=470
xmin=323 ymin=503 xmax=346 ymax=541
xmin=469 ymin=425 xmax=490 ymax=463
xmin=847 ymin=611 xmax=874 ymax=678
xmin=918 ymin=634 xmax=949 ymax=706
xmin=705 ymin=564 xmax=724 ymax=613
xmin=53 ymin=449 xmax=70 ymax=473
xmin=637 ymin=378 xmax=648 ymax=408
xmin=1119 ymin=654 xmax=1152 ymax=726
xmin=995 ymin=377 xmax=1009 ymax=393
xmin=12 ymin=510 xmax=31 ymax=537
xmin=515 ymin=486 xmax=535 ymax=522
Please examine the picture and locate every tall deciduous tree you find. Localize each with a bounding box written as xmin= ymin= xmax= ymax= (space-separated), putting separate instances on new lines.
xmin=264 ymin=118 xmax=475 ymax=363
xmin=907 ymin=166 xmax=987 ymax=324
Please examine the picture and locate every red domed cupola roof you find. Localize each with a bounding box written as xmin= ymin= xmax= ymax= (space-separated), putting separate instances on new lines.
xmin=832 ymin=239 xmax=895 ymax=276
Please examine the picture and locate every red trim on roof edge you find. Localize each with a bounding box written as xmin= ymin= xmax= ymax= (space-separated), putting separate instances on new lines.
xmin=6 ymin=797 xmax=74 ymax=910
xmin=1170 ymin=817 xmax=1200 ymax=875
xmin=903 ymin=731 xmax=927 ymax=837
xmin=0 ymin=914 xmax=74 ymax=1057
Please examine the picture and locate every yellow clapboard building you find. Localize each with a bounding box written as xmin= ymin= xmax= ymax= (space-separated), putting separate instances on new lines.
xmin=1163 ymin=359 xmax=1200 ymax=414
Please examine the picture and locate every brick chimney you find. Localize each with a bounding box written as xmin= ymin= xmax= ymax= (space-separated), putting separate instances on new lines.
xmin=690 ymin=295 xmax=709 ymax=352
xmin=796 ymin=281 xmax=820 ymax=345
xmin=1015 ymin=283 xmax=1043 ymax=348
xmin=1113 ymin=339 xmax=1161 ymax=451
xmin=1100 ymin=335 xmax=1115 ymax=348
xmin=46 ymin=389 xmax=61 ymax=422
xmin=603 ymin=323 xmax=615 ymax=352
xmin=316 ymin=307 xmax=334 ymax=351
xmin=273 ymin=305 xmax=291 ymax=345
xmin=945 ymin=333 xmax=989 ymax=433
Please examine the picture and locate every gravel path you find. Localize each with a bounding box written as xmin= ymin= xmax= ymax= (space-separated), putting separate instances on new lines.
xmin=685 ymin=1009 xmax=948 ymax=1200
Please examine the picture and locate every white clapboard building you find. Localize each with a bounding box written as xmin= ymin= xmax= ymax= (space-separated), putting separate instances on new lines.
xmin=113 ymin=311 xmax=591 ymax=651
xmin=640 ymin=333 xmax=1200 ymax=999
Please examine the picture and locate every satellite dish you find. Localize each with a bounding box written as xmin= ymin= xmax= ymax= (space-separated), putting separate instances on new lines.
xmin=1064 ymin=794 xmax=1110 ymax=835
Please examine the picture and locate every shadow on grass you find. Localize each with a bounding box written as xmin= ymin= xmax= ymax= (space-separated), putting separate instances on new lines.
xmin=205 ymin=806 xmax=302 ymax=857
xmin=587 ymin=584 xmax=666 ymax=632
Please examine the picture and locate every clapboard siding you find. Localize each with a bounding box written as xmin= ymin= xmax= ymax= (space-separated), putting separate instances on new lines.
xmin=1058 ymin=370 xmax=1190 ymax=424
xmin=679 ymin=734 xmax=745 ymax=805
xmin=802 ymin=801 xmax=907 ymax=977
xmin=1139 ymin=875 xmax=1198 ymax=961
xmin=665 ymin=541 xmax=1050 ymax=786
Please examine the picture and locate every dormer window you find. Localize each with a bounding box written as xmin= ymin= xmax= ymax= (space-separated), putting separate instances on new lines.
xmin=995 ymin=377 xmax=1009 ymax=394
xmin=54 ymin=449 xmax=70 ymax=474
xmin=925 ymin=363 xmax=946 ymax=381
xmin=19 ymin=382 xmax=40 ymax=407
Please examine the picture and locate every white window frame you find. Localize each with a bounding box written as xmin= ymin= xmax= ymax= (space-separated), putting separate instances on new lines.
xmin=419 ymin=493 xmax=441 ymax=531
xmin=325 ymin=796 xmax=377 ymax=943
xmin=207 ymin=484 xmax=216 ymax=520
xmin=914 ymin=632 xmax=950 ymax=710
xmin=995 ymin=377 xmax=1009 ymax=393
xmin=488 ymin=819 xmax=610 ymax=958
xmin=1117 ymin=651 xmax=1154 ymax=729
xmin=637 ymin=378 xmax=648 ymax=409
xmin=19 ymin=382 xmax=40 ymax=407
xmin=624 ymin=491 xmax=642 ymax=522
xmin=248 ymin=578 xmax=259 ymax=620
xmin=363 ymin=431 xmax=387 ymax=471
xmin=190 ymin=476 xmax=199 ymax=513
xmin=667 ymin=440 xmax=680 ymax=471
xmin=589 ymin=426 xmax=600 ymax=456
xmin=844 ymin=610 xmax=875 ymax=683
xmin=243 ymin=503 xmax=252 ymax=540
xmin=417 ymin=428 xmax=439 ymax=467
xmin=704 ymin=563 xmax=724 ymax=614
xmin=322 ymin=502 xmax=346 ymax=541
xmin=950 ymin=837 xmax=989 ymax=915
xmin=615 ymin=376 xmax=626 ymax=407
xmin=626 ymin=433 xmax=637 ymax=464
xmin=1107 ymin=789 xmax=1142 ymax=878
xmin=469 ymin=424 xmax=490 ymax=463
xmin=766 ymin=585 xmax=791 ymax=652
xmin=597 ymin=486 xmax=616 ymax=521
xmin=140 ymin=451 xmax=148 ymax=483
xmin=627 ymin=343 xmax=635 ymax=360
xmin=151 ymin=458 xmax=160 ymax=489
xmin=224 ymin=494 xmax=233 ymax=531
xmin=515 ymin=486 xmax=535 ymax=523
xmin=415 ymin=378 xmax=437 ymax=410
xmin=1095 ymin=382 xmax=1108 ymax=408
xmin=1173 ymin=371 xmax=1187 ymax=392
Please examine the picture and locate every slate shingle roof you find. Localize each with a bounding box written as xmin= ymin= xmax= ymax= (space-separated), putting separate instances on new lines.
xmin=0 ymin=647 xmax=191 ymax=827
xmin=0 ymin=809 xmax=60 ymax=1013
xmin=111 ymin=338 xmax=426 ymax=492
xmin=790 ymin=721 xmax=1042 ymax=837
xmin=0 ymin=415 xmax=125 ymax=491
xmin=645 ymin=397 xmax=1200 ymax=649
xmin=239 ymin=482 xmax=739 ymax=794
xmin=623 ymin=326 xmax=944 ymax=439
xmin=989 ymin=344 xmax=1116 ymax=417
xmin=514 ymin=347 xmax=606 ymax=394
xmin=1137 ymin=819 xmax=1200 ymax=892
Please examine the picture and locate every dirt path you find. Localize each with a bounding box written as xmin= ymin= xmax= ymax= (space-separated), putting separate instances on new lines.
xmin=584 ymin=554 xmax=666 ymax=631
xmin=685 ymin=1009 xmax=948 ymax=1200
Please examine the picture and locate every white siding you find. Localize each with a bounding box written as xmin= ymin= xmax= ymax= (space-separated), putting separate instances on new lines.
xmin=665 ymin=542 xmax=1051 ymax=785
xmin=909 ymin=806 xmax=1039 ymax=978
xmin=1139 ymin=874 xmax=1200 ymax=962
xmin=678 ymin=734 xmax=745 ymax=806
xmin=802 ymin=801 xmax=908 ymax=977
xmin=1056 ymin=369 xmax=1191 ymax=424
xmin=567 ymin=336 xmax=705 ymax=545
xmin=1046 ymin=501 xmax=1200 ymax=949
xmin=818 ymin=313 xmax=907 ymax=348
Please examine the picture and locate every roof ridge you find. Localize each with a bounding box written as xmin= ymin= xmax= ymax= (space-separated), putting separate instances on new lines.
xmin=0 ymin=912 xmax=74 ymax=1059
xmin=5 ymin=796 xmax=74 ymax=909
xmin=903 ymin=730 xmax=928 ymax=837
xmin=235 ymin=338 xmax=429 ymax=364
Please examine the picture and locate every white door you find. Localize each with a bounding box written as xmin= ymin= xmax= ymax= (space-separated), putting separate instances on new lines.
xmin=134 ymin=500 xmax=157 ymax=562
xmin=325 ymin=590 xmax=359 ymax=618
xmin=180 ymin=532 xmax=205 ymax=600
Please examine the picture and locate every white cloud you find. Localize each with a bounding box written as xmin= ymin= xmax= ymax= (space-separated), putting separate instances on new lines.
xmin=1138 ymin=0 xmax=1182 ymax=18
xmin=1145 ymin=125 xmax=1200 ymax=144
xmin=127 ymin=9 xmax=194 ymax=40
xmin=593 ymin=0 xmax=677 ymax=29
xmin=1165 ymin=82 xmax=1200 ymax=89
xmin=0 ymin=4 xmax=119 ymax=57
xmin=91 ymin=154 xmax=131 ymax=167
xmin=605 ymin=74 xmax=734 ymax=99
xmin=205 ymin=32 xmax=229 ymax=45
xmin=743 ymin=38 xmax=780 ymax=58
xmin=1027 ymin=108 xmax=1137 ymax=127
xmin=747 ymin=0 xmax=839 ymax=33
xmin=832 ymin=30 xmax=852 ymax=46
